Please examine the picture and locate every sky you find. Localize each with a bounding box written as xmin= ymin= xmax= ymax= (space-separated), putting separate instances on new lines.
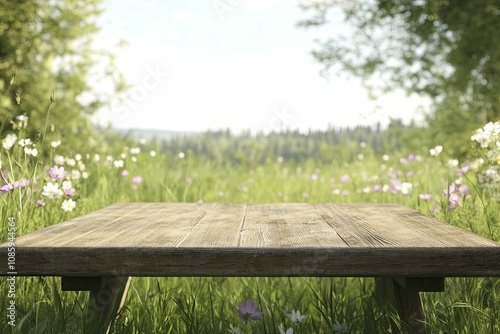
xmin=92 ymin=0 xmax=430 ymax=134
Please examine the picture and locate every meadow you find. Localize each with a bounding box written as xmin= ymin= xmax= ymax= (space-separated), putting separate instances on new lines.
xmin=1 ymin=115 xmax=500 ymax=333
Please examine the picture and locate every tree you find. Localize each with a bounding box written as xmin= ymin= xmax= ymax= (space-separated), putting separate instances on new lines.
xmin=298 ymin=0 xmax=500 ymax=129
xmin=0 ymin=0 xmax=125 ymax=154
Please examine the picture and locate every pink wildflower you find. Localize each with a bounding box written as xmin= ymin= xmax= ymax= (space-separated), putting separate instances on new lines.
xmin=340 ymin=174 xmax=350 ymax=183
xmin=0 ymin=184 xmax=13 ymax=193
xmin=49 ymin=165 xmax=67 ymax=180
xmin=419 ymin=194 xmax=432 ymax=201
xmin=132 ymin=176 xmax=143 ymax=184
xmin=64 ymin=188 xmax=76 ymax=196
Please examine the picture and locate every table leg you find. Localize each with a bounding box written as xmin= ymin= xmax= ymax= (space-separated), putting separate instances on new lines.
xmin=62 ymin=276 xmax=130 ymax=333
xmin=381 ymin=277 xmax=445 ymax=334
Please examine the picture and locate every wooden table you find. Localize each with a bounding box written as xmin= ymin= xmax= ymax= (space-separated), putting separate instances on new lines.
xmin=2 ymin=202 xmax=500 ymax=333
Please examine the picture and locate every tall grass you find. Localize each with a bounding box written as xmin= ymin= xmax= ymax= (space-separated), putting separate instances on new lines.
xmin=1 ymin=103 xmax=499 ymax=333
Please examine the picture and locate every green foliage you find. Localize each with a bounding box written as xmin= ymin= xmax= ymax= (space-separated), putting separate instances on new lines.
xmin=298 ymin=0 xmax=500 ymax=141
xmin=0 ymin=0 xmax=125 ymax=154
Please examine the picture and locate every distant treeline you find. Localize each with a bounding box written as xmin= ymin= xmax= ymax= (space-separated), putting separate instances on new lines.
xmin=107 ymin=118 xmax=449 ymax=165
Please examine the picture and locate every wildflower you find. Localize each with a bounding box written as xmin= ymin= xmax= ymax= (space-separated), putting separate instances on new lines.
xmin=0 ymin=184 xmax=13 ymax=193
xmin=130 ymin=147 xmax=141 ymax=154
xmin=36 ymin=199 xmax=46 ymax=207
xmin=279 ymin=326 xmax=293 ymax=334
xmin=61 ymin=199 xmax=76 ymax=212
xmin=401 ymin=182 xmax=413 ymax=195
xmin=23 ymin=147 xmax=38 ymax=157
xmin=77 ymin=161 xmax=86 ymax=171
xmin=132 ymin=176 xmax=143 ymax=184
xmin=373 ymin=184 xmax=382 ymax=192
xmin=61 ymin=180 xmax=73 ymax=190
xmin=228 ymin=327 xmax=241 ymax=334
xmin=277 ymin=156 xmax=284 ymax=163
xmin=13 ymin=178 xmax=29 ymax=189
xmin=19 ymin=138 xmax=32 ymax=146
xmin=51 ymin=140 xmax=61 ymax=148
xmin=49 ymin=166 xmax=67 ymax=180
xmin=93 ymin=154 xmax=100 ymax=162
xmin=342 ymin=190 xmax=349 ymax=196
xmin=42 ymin=182 xmax=63 ymax=199
xmin=310 ymin=173 xmax=318 ymax=180
xmin=419 ymin=194 xmax=432 ymax=201
xmin=448 ymin=193 xmax=462 ymax=209
xmin=121 ymin=170 xmax=129 ymax=177
xmin=120 ymin=153 xmax=127 ymax=159
xmin=82 ymin=171 xmax=89 ymax=179
xmin=2 ymin=133 xmax=18 ymax=150
xmin=429 ymin=145 xmax=443 ymax=157
xmin=237 ymin=299 xmax=263 ymax=323
xmin=333 ymin=322 xmax=349 ymax=333
xmin=54 ymin=155 xmax=65 ymax=165
xmin=71 ymin=170 xmax=81 ymax=180
xmin=382 ymin=154 xmax=390 ymax=161
xmin=340 ymin=174 xmax=350 ymax=183
xmin=447 ymin=159 xmax=459 ymax=167
xmin=150 ymin=150 xmax=157 ymax=157
xmin=289 ymin=310 xmax=307 ymax=324
xmin=16 ymin=115 xmax=29 ymax=123
xmin=178 ymin=152 xmax=185 ymax=159
xmin=459 ymin=166 xmax=470 ymax=175
xmin=64 ymin=188 xmax=76 ymax=196
xmin=113 ymin=160 xmax=124 ymax=168
xmin=390 ymin=179 xmax=402 ymax=194
xmin=66 ymin=158 xmax=76 ymax=166
xmin=458 ymin=185 xmax=470 ymax=196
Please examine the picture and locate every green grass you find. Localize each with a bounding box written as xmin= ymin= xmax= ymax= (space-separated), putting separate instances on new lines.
xmin=1 ymin=128 xmax=500 ymax=333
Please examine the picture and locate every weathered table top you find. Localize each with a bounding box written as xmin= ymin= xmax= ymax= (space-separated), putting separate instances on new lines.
xmin=2 ymin=202 xmax=500 ymax=277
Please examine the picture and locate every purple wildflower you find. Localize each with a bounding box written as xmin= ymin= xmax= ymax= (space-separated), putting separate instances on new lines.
xmin=237 ymin=299 xmax=262 ymax=323
xmin=121 ymin=169 xmax=129 ymax=177
xmin=0 ymin=184 xmax=13 ymax=193
xmin=449 ymin=193 xmax=462 ymax=209
xmin=36 ymin=200 xmax=46 ymax=207
xmin=419 ymin=194 xmax=432 ymax=201
xmin=64 ymin=188 xmax=76 ymax=196
xmin=459 ymin=166 xmax=469 ymax=175
xmin=458 ymin=185 xmax=470 ymax=196
xmin=49 ymin=165 xmax=67 ymax=180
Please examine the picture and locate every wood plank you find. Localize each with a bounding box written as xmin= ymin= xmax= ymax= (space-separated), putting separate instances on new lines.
xmin=1 ymin=203 xmax=500 ymax=277
xmin=315 ymin=203 xmax=500 ymax=248
xmin=7 ymin=246 xmax=500 ymax=277
xmin=177 ymin=203 xmax=246 ymax=247
xmin=239 ymin=203 xmax=349 ymax=248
